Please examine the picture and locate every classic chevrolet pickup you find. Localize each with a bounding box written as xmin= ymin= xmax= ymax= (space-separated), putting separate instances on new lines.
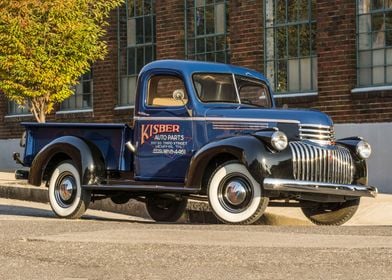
xmin=14 ymin=60 xmax=377 ymax=225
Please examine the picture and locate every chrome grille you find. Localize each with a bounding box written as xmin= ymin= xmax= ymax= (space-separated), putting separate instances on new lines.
xmin=289 ymin=141 xmax=354 ymax=184
xmin=299 ymin=124 xmax=335 ymax=145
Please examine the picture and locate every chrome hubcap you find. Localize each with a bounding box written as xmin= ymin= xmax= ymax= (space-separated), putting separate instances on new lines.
xmin=218 ymin=175 xmax=253 ymax=213
xmin=54 ymin=174 xmax=76 ymax=208
xmin=224 ymin=180 xmax=247 ymax=206
xmin=59 ymin=177 xmax=75 ymax=201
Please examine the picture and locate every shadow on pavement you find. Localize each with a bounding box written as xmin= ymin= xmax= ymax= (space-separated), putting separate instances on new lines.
xmin=0 ymin=203 xmax=154 ymax=224
xmin=0 ymin=204 xmax=55 ymax=218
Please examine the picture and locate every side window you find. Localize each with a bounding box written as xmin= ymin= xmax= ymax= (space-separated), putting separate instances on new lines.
xmin=147 ymin=75 xmax=188 ymax=107
xmin=239 ymin=85 xmax=270 ymax=107
xmin=236 ymin=77 xmax=272 ymax=108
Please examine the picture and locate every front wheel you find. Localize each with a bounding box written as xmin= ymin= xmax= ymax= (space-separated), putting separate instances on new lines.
xmin=145 ymin=196 xmax=188 ymax=222
xmin=207 ymin=161 xmax=269 ymax=225
xmin=48 ymin=161 xmax=91 ymax=219
xmin=301 ymin=198 xmax=360 ymax=226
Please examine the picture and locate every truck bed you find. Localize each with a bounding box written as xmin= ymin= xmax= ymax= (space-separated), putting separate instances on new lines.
xmin=22 ymin=122 xmax=133 ymax=172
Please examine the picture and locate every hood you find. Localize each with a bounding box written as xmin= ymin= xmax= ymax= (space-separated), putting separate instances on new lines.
xmin=204 ymin=106 xmax=334 ymax=127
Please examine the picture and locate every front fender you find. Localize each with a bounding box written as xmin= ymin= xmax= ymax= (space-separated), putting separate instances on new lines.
xmin=185 ymin=135 xmax=293 ymax=190
xmin=28 ymin=136 xmax=105 ymax=186
xmin=336 ymin=137 xmax=368 ymax=185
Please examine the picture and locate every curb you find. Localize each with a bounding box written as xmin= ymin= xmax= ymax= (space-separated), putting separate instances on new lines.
xmin=0 ymin=183 xmax=47 ymax=204
xmin=0 ymin=183 xmax=150 ymax=219
xmin=0 ymin=183 xmax=309 ymax=225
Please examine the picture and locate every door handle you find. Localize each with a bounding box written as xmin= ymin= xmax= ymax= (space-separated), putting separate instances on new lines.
xmin=138 ymin=111 xmax=150 ymax=117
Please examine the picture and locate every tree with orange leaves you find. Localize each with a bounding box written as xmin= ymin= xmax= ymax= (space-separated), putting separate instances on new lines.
xmin=0 ymin=0 xmax=123 ymax=122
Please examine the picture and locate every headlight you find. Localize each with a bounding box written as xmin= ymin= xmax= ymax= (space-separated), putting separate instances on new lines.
xmin=271 ymin=131 xmax=288 ymax=151
xmin=356 ymin=140 xmax=371 ymax=159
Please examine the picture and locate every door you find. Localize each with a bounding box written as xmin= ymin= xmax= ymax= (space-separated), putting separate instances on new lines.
xmin=134 ymin=74 xmax=194 ymax=182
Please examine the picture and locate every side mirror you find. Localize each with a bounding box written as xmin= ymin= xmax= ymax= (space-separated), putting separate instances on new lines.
xmin=173 ymin=89 xmax=185 ymax=101
xmin=172 ymin=89 xmax=192 ymax=117
xmin=20 ymin=131 xmax=26 ymax=147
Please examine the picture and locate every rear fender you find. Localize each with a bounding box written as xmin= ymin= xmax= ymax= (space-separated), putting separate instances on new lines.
xmin=28 ymin=136 xmax=105 ymax=186
xmin=185 ymin=135 xmax=293 ymax=190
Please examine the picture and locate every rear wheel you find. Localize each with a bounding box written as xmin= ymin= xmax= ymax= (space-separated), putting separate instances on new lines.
xmin=48 ymin=161 xmax=90 ymax=219
xmin=301 ymin=198 xmax=360 ymax=226
xmin=207 ymin=161 xmax=269 ymax=225
xmin=146 ymin=196 xmax=188 ymax=222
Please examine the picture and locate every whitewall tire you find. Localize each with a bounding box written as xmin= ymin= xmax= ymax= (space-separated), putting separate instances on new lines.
xmin=207 ymin=161 xmax=269 ymax=225
xmin=48 ymin=161 xmax=90 ymax=219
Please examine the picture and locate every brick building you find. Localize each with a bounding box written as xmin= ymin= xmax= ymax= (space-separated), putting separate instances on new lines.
xmin=0 ymin=0 xmax=391 ymax=190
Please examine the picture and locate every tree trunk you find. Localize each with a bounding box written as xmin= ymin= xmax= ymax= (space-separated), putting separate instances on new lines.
xmin=38 ymin=110 xmax=46 ymax=123
xmin=30 ymin=98 xmax=46 ymax=123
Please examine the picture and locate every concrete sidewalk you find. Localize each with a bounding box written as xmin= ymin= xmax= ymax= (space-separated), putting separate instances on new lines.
xmin=0 ymin=172 xmax=16 ymax=181
xmin=0 ymin=171 xmax=390 ymax=226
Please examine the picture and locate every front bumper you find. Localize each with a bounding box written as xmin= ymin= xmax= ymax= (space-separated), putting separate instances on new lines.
xmin=263 ymin=178 xmax=377 ymax=198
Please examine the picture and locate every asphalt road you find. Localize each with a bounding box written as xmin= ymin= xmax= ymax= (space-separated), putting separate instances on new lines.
xmin=1 ymin=198 xmax=392 ymax=280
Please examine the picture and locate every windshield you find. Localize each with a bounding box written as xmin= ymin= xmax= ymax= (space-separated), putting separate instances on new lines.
xmin=193 ymin=73 xmax=271 ymax=108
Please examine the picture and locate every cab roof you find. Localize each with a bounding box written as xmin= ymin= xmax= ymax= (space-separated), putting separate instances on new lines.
xmin=140 ymin=59 xmax=270 ymax=85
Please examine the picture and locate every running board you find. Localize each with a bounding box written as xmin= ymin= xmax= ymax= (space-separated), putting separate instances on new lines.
xmin=82 ymin=184 xmax=199 ymax=194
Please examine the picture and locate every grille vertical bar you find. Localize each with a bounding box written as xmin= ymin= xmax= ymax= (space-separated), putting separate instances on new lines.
xmin=289 ymin=142 xmax=354 ymax=185
xmin=322 ymin=149 xmax=327 ymax=182
xmin=309 ymin=145 xmax=314 ymax=181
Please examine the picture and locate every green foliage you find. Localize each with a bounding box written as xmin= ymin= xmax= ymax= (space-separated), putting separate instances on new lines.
xmin=0 ymin=0 xmax=123 ymax=122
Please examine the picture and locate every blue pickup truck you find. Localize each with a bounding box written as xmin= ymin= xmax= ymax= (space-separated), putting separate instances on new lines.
xmin=15 ymin=60 xmax=377 ymax=225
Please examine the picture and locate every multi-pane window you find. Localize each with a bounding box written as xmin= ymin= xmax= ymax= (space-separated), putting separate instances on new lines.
xmin=357 ymin=0 xmax=392 ymax=87
xmin=264 ymin=0 xmax=317 ymax=94
xmin=61 ymin=71 xmax=93 ymax=111
xmin=185 ymin=0 xmax=229 ymax=63
xmin=119 ymin=0 xmax=156 ymax=107
xmin=7 ymin=101 xmax=29 ymax=115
